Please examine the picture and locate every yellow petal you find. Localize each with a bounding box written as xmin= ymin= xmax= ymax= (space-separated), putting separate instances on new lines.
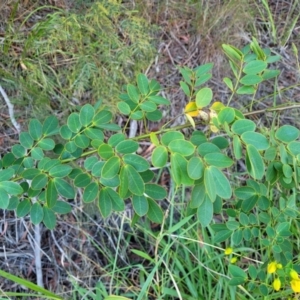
xmin=290 ymin=270 xmax=299 ymax=280
xmin=185 ymin=114 xmax=196 ymax=129
xmin=273 ymin=278 xmax=281 ymax=291
xmin=224 ymin=247 xmax=233 ymax=255
xmin=267 ymin=262 xmax=277 ymax=274
xmin=291 ymin=279 xmax=300 ymax=293
xmin=184 ymin=102 xmax=198 ymax=117
xmin=230 ymin=257 xmax=238 ymax=264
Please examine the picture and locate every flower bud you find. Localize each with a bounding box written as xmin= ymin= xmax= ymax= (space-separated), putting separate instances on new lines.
xmin=273 ymin=278 xmax=281 ymax=291
xmin=290 ymin=270 xmax=299 ymax=280
xmin=230 ymin=257 xmax=238 ymax=264
xmin=224 ymin=247 xmax=233 ymax=255
xmin=267 ymin=262 xmax=277 ymax=274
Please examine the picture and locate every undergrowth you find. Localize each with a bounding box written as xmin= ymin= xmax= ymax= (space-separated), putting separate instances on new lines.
xmin=0 ymin=1 xmax=156 ymax=115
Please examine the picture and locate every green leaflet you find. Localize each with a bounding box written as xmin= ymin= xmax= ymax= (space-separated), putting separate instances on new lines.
xmin=197 ymin=196 xmax=213 ymax=227
xmin=246 ymin=144 xmax=265 ymax=180
xmin=125 ymin=164 xmax=145 ymax=196
xmin=151 ymin=146 xmax=168 ymax=168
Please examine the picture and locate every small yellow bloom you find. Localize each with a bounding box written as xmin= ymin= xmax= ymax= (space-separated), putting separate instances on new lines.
xmin=290 ymin=270 xmax=299 ymax=280
xmin=267 ymin=262 xmax=277 ymax=274
xmin=273 ymin=278 xmax=281 ymax=291
xmin=276 ymin=263 xmax=283 ymax=270
xmin=291 ymin=279 xmax=300 ymax=293
xmin=230 ymin=257 xmax=238 ymax=264
xmin=224 ymin=247 xmax=233 ymax=255
xmin=184 ymin=102 xmax=199 ymax=117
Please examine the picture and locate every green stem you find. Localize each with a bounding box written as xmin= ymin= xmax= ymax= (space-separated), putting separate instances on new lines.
xmin=59 ymin=102 xmax=300 ymax=165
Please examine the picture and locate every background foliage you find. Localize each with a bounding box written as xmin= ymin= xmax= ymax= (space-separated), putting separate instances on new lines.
xmin=0 ymin=1 xmax=156 ymax=114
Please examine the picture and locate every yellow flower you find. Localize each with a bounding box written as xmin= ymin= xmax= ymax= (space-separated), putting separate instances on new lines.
xmin=290 ymin=279 xmax=300 ymax=293
xmin=290 ymin=270 xmax=299 ymax=280
xmin=230 ymin=257 xmax=238 ymax=264
xmin=276 ymin=263 xmax=283 ymax=270
xmin=267 ymin=262 xmax=277 ymax=274
xmin=273 ymin=278 xmax=281 ymax=291
xmin=224 ymin=247 xmax=233 ymax=255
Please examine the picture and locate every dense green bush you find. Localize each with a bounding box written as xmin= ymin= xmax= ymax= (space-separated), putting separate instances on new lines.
xmin=2 ymin=38 xmax=300 ymax=299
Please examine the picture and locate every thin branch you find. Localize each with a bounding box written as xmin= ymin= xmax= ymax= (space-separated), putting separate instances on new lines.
xmin=34 ymin=222 xmax=44 ymax=288
xmin=0 ymin=84 xmax=21 ymax=133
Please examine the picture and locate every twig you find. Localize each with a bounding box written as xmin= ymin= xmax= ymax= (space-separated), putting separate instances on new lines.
xmin=34 ymin=223 xmax=44 ymax=288
xmin=0 ymin=84 xmax=21 ymax=133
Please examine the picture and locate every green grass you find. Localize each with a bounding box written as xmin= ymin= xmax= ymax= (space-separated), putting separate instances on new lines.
xmin=0 ymin=1 xmax=157 ymax=118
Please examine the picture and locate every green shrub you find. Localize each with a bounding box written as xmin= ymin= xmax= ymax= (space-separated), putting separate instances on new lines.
xmin=0 ymin=1 xmax=156 ymax=111
xmin=2 ymin=38 xmax=300 ymax=299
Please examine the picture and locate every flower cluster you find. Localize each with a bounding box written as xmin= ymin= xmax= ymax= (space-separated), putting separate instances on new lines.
xmin=290 ymin=270 xmax=300 ymax=293
xmin=267 ymin=261 xmax=300 ymax=293
xmin=224 ymin=247 xmax=238 ymax=264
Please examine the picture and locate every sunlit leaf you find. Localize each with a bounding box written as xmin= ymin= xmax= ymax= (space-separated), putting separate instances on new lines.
xmin=275 ymin=125 xmax=299 ymax=143
xmin=42 ymin=115 xmax=59 ymax=136
xmin=204 ymin=153 xmax=233 ymax=168
xmin=196 ymin=87 xmax=213 ymax=108
xmin=19 ymin=132 xmax=34 ymax=149
xmin=218 ymin=107 xmax=235 ymax=124
xmin=67 ymin=113 xmax=81 ymax=133
xmin=168 ymin=139 xmax=195 ymax=156
xmin=118 ymin=102 xmax=131 ymax=115
xmin=161 ymin=132 xmax=184 ymax=146
xmin=243 ymin=60 xmax=267 ymax=74
xmin=137 ymin=74 xmax=149 ymax=95
xmin=80 ymin=104 xmax=95 ymax=126
xmin=37 ymin=138 xmax=55 ymax=150
xmin=241 ymin=131 xmax=270 ymax=150
xmin=231 ymin=119 xmax=256 ymax=135
xmin=29 ymin=119 xmax=43 ymax=140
